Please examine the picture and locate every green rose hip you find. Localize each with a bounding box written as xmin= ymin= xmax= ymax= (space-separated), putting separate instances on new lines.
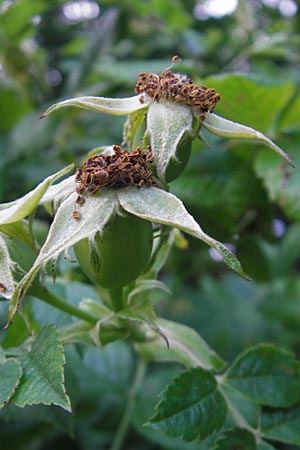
xmin=74 ymin=213 xmax=153 ymax=289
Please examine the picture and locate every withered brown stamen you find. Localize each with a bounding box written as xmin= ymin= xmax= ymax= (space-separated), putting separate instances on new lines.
xmin=75 ymin=145 xmax=155 ymax=196
xmin=134 ymin=68 xmax=220 ymax=121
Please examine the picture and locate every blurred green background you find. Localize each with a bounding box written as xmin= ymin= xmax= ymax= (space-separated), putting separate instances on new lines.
xmin=1 ymin=0 xmax=300 ymax=449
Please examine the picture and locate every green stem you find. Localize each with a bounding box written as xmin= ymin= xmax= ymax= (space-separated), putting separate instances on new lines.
xmin=110 ymin=358 xmax=147 ymax=450
xmin=109 ymin=288 xmax=124 ymax=312
xmin=30 ymin=285 xmax=97 ymax=325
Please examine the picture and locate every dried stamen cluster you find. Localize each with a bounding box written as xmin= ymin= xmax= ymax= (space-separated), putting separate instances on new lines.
xmin=135 ymin=70 xmax=220 ymax=120
xmin=75 ymin=145 xmax=154 ymax=196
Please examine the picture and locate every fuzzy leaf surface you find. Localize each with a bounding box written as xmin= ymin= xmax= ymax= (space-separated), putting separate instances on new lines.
xmin=40 ymin=94 xmax=149 ymax=118
xmin=118 ymin=186 xmax=248 ymax=278
xmin=6 ymin=192 xmax=116 ymax=327
xmin=148 ymin=367 xmax=227 ymax=441
xmin=225 ymin=344 xmax=300 ymax=407
xmin=203 ymin=113 xmax=293 ymax=166
xmin=0 ymin=165 xmax=74 ymax=226
xmin=13 ymin=324 xmax=71 ymax=411
xmin=136 ymin=318 xmax=225 ymax=370
xmin=0 ymin=234 xmax=15 ymax=299
xmin=146 ymin=100 xmax=194 ymax=180
xmin=0 ymin=359 xmax=22 ymax=408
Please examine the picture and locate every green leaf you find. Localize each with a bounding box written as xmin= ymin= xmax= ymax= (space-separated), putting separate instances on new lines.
xmin=261 ymin=404 xmax=300 ymax=445
xmin=0 ymin=359 xmax=23 ymax=408
xmin=203 ymin=113 xmax=293 ymax=167
xmin=118 ymin=186 xmax=248 ymax=279
xmin=146 ymin=100 xmax=194 ymax=180
xmin=0 ymin=165 xmax=74 ymax=226
xmin=6 ymin=192 xmax=116 ymax=327
xmin=40 ymin=94 xmax=149 ymax=118
xmin=136 ymin=318 xmax=226 ymax=370
xmin=204 ymin=75 xmax=294 ymax=133
xmin=225 ymin=344 xmax=300 ymax=407
xmin=254 ymin=148 xmax=300 ymax=220
xmin=13 ymin=324 xmax=71 ymax=411
xmin=0 ymin=233 xmax=15 ymax=299
xmin=210 ymin=428 xmax=256 ymax=450
xmin=0 ymin=220 xmax=34 ymax=247
xmin=148 ymin=367 xmax=227 ymax=441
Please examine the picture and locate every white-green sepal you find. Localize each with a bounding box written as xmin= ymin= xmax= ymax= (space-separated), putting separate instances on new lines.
xmin=118 ymin=187 xmax=248 ymax=279
xmin=40 ymin=95 xmax=150 ymax=118
xmin=203 ymin=113 xmax=293 ymax=167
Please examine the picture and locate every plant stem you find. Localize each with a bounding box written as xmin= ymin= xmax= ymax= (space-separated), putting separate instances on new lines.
xmin=110 ymin=358 xmax=147 ymax=450
xmin=109 ymin=288 xmax=124 ymax=312
xmin=30 ymin=285 xmax=97 ymax=325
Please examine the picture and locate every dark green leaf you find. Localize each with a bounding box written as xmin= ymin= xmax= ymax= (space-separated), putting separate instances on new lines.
xmin=0 ymin=359 xmax=22 ymax=408
xmin=261 ymin=404 xmax=300 ymax=445
xmin=13 ymin=324 xmax=71 ymax=411
xmin=148 ymin=367 xmax=227 ymax=441
xmin=210 ymin=428 xmax=256 ymax=450
xmin=225 ymin=344 xmax=300 ymax=407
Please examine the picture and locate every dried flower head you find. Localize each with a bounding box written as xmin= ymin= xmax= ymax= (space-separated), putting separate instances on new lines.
xmin=135 ymin=69 xmax=220 ymax=121
xmin=75 ymin=145 xmax=154 ymax=195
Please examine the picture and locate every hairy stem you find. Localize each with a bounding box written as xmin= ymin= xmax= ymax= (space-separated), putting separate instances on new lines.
xmin=110 ymin=358 xmax=147 ymax=450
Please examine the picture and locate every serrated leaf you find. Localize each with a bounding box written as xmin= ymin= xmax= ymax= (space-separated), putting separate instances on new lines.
xmin=148 ymin=367 xmax=227 ymax=441
xmin=146 ymin=100 xmax=194 ymax=180
xmin=0 ymin=165 xmax=74 ymax=226
xmin=136 ymin=318 xmax=226 ymax=371
xmin=225 ymin=344 xmax=300 ymax=407
xmin=203 ymin=113 xmax=293 ymax=167
xmin=0 ymin=359 xmax=23 ymax=408
xmin=13 ymin=324 xmax=71 ymax=411
xmin=0 ymin=234 xmax=15 ymax=299
xmin=6 ymin=192 xmax=117 ymax=327
xmin=118 ymin=186 xmax=248 ymax=279
xmin=210 ymin=428 xmax=256 ymax=450
xmin=40 ymin=94 xmax=149 ymax=118
xmin=261 ymin=404 xmax=300 ymax=445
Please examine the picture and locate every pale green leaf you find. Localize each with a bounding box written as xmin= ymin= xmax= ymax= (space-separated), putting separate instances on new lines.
xmin=13 ymin=324 xmax=71 ymax=411
xmin=118 ymin=187 xmax=248 ymax=278
xmin=203 ymin=113 xmax=293 ymax=167
xmin=136 ymin=318 xmax=226 ymax=371
xmin=40 ymin=94 xmax=149 ymax=118
xmin=146 ymin=100 xmax=194 ymax=180
xmin=6 ymin=192 xmax=117 ymax=327
xmin=225 ymin=344 xmax=300 ymax=407
xmin=0 ymin=359 xmax=23 ymax=408
xmin=128 ymin=279 xmax=171 ymax=303
xmin=39 ymin=175 xmax=75 ymax=207
xmin=0 ymin=234 xmax=15 ymax=299
xmin=148 ymin=367 xmax=227 ymax=441
xmin=261 ymin=404 xmax=300 ymax=445
xmin=0 ymin=165 xmax=74 ymax=226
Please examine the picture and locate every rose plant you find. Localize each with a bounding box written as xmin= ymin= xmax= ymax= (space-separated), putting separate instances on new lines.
xmin=0 ymin=59 xmax=299 ymax=450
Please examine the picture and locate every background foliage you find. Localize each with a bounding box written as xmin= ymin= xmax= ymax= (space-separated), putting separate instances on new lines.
xmin=1 ymin=0 xmax=300 ymax=449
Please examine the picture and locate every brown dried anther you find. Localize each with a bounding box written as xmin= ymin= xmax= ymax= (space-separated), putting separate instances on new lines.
xmin=75 ymin=145 xmax=154 ymax=196
xmin=135 ymin=69 xmax=220 ymax=121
